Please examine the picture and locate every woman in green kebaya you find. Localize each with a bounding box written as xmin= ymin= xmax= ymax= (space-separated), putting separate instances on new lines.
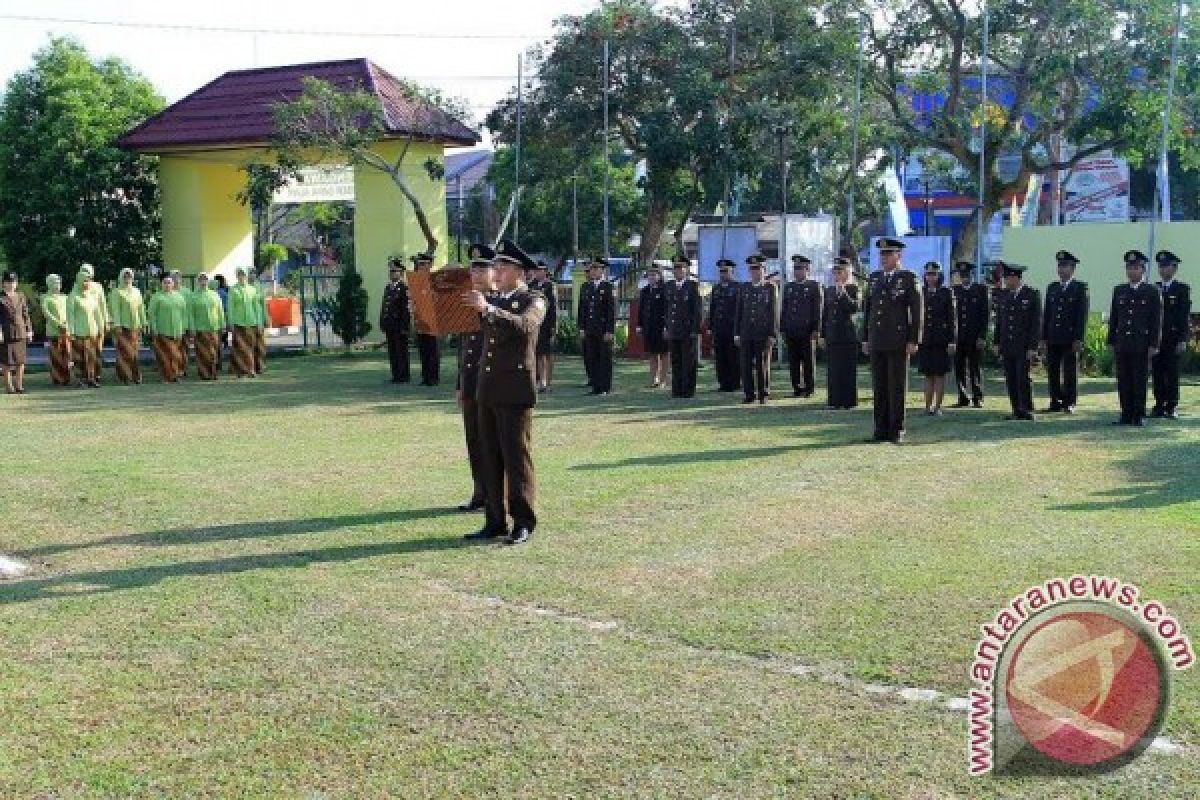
xmin=41 ymin=274 xmax=72 ymax=386
xmin=189 ymin=272 xmax=226 ymax=380
xmin=147 ymin=275 xmax=188 ymax=383
xmin=228 ymin=267 xmax=264 ymax=378
xmin=67 ymin=269 xmax=105 ymax=388
xmin=108 ymin=268 xmax=147 ymax=384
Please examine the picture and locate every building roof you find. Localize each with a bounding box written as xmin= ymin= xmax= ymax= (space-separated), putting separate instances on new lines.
xmin=119 ymin=58 xmax=480 ymax=153
xmin=445 ymin=150 xmax=494 ymax=199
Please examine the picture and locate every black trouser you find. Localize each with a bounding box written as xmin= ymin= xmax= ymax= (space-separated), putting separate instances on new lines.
xmin=385 ymin=330 xmax=410 ymax=382
xmin=785 ymin=333 xmax=816 ymax=394
xmin=713 ymin=333 xmax=740 ymax=391
xmin=416 ymin=334 xmax=440 ymax=384
xmin=1115 ymin=350 xmax=1151 ymax=421
xmin=478 ymin=402 xmax=536 ymax=533
xmin=870 ymin=348 xmax=909 ymax=437
xmin=461 ymin=397 xmax=486 ymax=506
xmin=1045 ymin=342 xmax=1078 ymax=408
xmin=741 ymin=338 xmax=770 ymax=400
xmin=669 ymin=336 xmax=698 ymax=397
xmin=1002 ymin=352 xmax=1034 ymax=416
xmin=954 ymin=339 xmax=984 ymax=403
xmin=1152 ymin=342 xmax=1181 ymax=412
xmin=584 ymin=332 xmax=612 ymax=393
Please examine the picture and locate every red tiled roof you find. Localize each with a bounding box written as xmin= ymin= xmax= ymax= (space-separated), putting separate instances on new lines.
xmin=119 ymin=58 xmax=479 ymax=152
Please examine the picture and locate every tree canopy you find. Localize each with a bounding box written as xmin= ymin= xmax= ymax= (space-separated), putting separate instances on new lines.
xmin=0 ymin=37 xmax=164 ymax=286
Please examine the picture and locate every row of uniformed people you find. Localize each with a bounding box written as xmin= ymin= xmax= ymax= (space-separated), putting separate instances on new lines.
xmin=37 ymin=265 xmax=269 ymax=389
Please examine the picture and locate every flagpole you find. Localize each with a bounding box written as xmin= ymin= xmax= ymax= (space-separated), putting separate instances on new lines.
xmin=976 ymin=0 xmax=989 ymax=267
xmin=846 ymin=14 xmax=865 ymax=255
xmin=514 ymin=52 xmax=523 ymax=244
xmin=602 ymin=38 xmax=611 ymax=259
xmin=1149 ymin=0 xmax=1185 ymax=256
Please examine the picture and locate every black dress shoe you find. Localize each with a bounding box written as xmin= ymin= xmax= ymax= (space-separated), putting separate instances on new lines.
xmin=1150 ymin=407 xmax=1165 ymax=418
xmin=505 ymin=527 xmax=532 ymax=545
xmin=742 ymin=397 xmax=755 ymax=404
xmin=1166 ymin=410 xmax=1180 ymax=420
xmin=457 ymin=500 xmax=486 ymax=512
xmin=889 ymin=432 xmax=906 ymax=444
xmin=1133 ymin=417 xmax=1146 ymax=427
xmin=464 ymin=528 xmax=506 ymax=541
xmin=951 ymin=399 xmax=970 ymax=408
xmin=1043 ymin=405 xmax=1062 ymax=413
xmin=1020 ymin=413 xmax=1037 ymax=421
xmin=1063 ymin=406 xmax=1075 ymax=415
xmin=1111 ymin=418 xmax=1130 ymax=426
xmin=758 ymin=396 xmax=767 ymax=405
xmin=971 ymin=399 xmax=983 ymax=408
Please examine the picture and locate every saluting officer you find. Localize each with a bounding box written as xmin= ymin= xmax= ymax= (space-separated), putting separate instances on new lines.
xmin=735 ymin=254 xmax=778 ymax=405
xmin=380 ymin=257 xmax=411 ymax=384
xmin=412 ymin=252 xmax=441 ymax=386
xmin=951 ymin=261 xmax=989 ymax=408
xmin=665 ymin=254 xmax=701 ymax=398
xmin=1108 ymin=250 xmax=1162 ymax=427
xmin=1151 ymin=250 xmax=1191 ymax=419
xmin=708 ymin=258 xmax=741 ymax=392
xmin=462 ymin=238 xmax=548 ymax=546
xmin=862 ymin=238 xmax=922 ymax=443
xmin=455 ymin=244 xmax=497 ymax=514
xmin=821 ymin=256 xmax=860 ymax=409
xmin=994 ymin=262 xmax=1042 ymax=421
xmin=781 ymin=254 xmax=823 ymax=398
xmin=577 ymin=256 xmax=615 ymax=395
xmin=1040 ymin=250 xmax=1089 ymax=413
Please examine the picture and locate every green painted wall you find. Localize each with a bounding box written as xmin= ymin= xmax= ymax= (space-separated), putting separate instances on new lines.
xmin=1002 ymin=222 xmax=1200 ymax=291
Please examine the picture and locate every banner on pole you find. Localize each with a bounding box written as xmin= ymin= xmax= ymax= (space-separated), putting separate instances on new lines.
xmin=1063 ymin=152 xmax=1130 ymax=224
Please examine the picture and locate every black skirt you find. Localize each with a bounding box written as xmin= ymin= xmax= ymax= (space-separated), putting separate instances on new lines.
xmin=536 ymin=324 xmax=556 ymax=355
xmin=2 ymin=339 xmax=26 ymax=367
xmin=642 ymin=329 xmax=668 ymax=355
xmin=825 ymin=342 xmax=858 ymax=407
xmin=917 ymin=344 xmax=952 ymax=376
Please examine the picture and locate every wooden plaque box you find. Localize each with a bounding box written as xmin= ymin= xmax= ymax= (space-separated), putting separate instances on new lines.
xmin=409 ymin=267 xmax=480 ymax=336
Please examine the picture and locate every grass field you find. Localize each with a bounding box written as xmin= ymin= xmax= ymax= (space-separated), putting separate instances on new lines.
xmin=1 ymin=351 xmax=1197 ymax=798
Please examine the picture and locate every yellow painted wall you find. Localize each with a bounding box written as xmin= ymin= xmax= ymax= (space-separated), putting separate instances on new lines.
xmin=160 ymin=153 xmax=256 ymax=282
xmin=1002 ymin=222 xmax=1200 ymax=291
xmin=353 ymin=140 xmax=449 ymax=339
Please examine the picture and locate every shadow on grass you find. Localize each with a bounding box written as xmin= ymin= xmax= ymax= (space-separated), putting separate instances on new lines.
xmin=1049 ymin=439 xmax=1200 ymax=512
xmin=0 ymin=535 xmax=471 ymax=607
xmin=16 ymin=507 xmax=461 ymax=559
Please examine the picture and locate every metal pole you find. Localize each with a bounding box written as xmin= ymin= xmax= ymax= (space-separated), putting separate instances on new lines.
xmin=456 ymin=174 xmax=464 ymax=262
xmin=515 ymin=53 xmax=523 ymax=244
xmin=721 ymin=21 xmax=736 ymax=261
xmin=976 ymin=0 xmax=989 ymax=265
xmin=1149 ymin=0 xmax=1185 ymax=256
xmin=779 ymin=126 xmax=789 ymax=280
xmin=572 ymin=171 xmax=580 ymax=267
xmin=847 ymin=14 xmax=865 ymax=251
xmin=602 ymin=39 xmax=611 ymax=257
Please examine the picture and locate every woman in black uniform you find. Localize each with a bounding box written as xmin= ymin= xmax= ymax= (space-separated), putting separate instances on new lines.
xmin=820 ymin=257 xmax=860 ymax=409
xmin=634 ymin=264 xmax=668 ymax=388
xmin=917 ymin=261 xmax=957 ymax=415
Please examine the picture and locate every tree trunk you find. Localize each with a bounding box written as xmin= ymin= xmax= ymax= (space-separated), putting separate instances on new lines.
xmin=673 ymin=197 xmax=695 ymax=256
xmin=639 ymin=187 xmax=672 ymax=267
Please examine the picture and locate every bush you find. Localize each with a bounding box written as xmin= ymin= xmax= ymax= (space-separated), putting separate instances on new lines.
xmin=330 ymin=264 xmax=371 ymax=345
xmin=555 ymin=317 xmax=579 ymax=355
xmin=1081 ymin=314 xmax=1114 ymax=377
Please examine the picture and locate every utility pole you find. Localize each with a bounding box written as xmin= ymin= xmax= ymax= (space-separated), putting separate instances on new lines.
xmin=602 ymin=39 xmax=611 ymax=258
xmin=976 ymin=0 xmax=990 ymax=265
xmin=1149 ymin=0 xmax=1185 ymax=255
xmin=846 ymin=14 xmax=865 ymax=253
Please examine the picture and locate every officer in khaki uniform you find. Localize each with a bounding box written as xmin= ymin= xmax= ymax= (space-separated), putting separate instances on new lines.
xmin=455 ymin=245 xmax=497 ymax=513
xmin=463 ymin=238 xmax=547 ymax=546
xmin=1108 ymin=250 xmax=1162 ymax=426
xmin=735 ymin=254 xmax=778 ymax=404
xmin=1151 ymin=250 xmax=1191 ymax=419
xmin=1040 ymin=250 xmax=1089 ymax=413
xmin=862 ymin=238 xmax=922 ymax=443
xmin=994 ymin=262 xmax=1042 ymax=421
xmin=781 ymin=254 xmax=822 ymax=397
xmin=707 ymin=258 xmax=741 ymax=392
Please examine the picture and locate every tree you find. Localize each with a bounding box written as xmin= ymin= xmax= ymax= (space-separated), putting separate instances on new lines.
xmin=331 ymin=264 xmax=371 ymax=345
xmin=236 ymin=158 xmax=300 ymax=275
xmin=864 ymin=0 xmax=1200 ymax=259
xmin=273 ymin=77 xmax=463 ymax=257
xmin=0 ymin=37 xmax=164 ymax=286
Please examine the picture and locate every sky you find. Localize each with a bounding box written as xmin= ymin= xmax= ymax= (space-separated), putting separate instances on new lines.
xmin=0 ymin=0 xmax=621 ymax=143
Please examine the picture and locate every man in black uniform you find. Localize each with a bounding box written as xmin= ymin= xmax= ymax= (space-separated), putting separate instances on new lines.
xmin=1108 ymin=250 xmax=1162 ymax=427
xmin=781 ymin=254 xmax=822 ymax=397
xmin=462 ymin=238 xmax=547 ymax=545
xmin=735 ymin=254 xmax=778 ymax=404
xmin=862 ymin=238 xmax=922 ymax=443
xmin=455 ymin=244 xmax=496 ymax=512
xmin=951 ymin=260 xmax=989 ymax=408
xmin=994 ymin=262 xmax=1042 ymax=421
xmin=1151 ymin=250 xmax=1191 ymax=419
xmin=530 ymin=260 xmax=558 ymax=393
xmin=577 ymin=256 xmax=615 ymax=395
xmin=665 ymin=254 xmax=701 ymax=398
xmin=708 ymin=258 xmax=741 ymax=392
xmin=1040 ymin=250 xmax=1090 ymax=414
xmin=379 ymin=257 xmax=411 ymax=383
xmin=412 ymin=252 xmax=441 ymax=386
